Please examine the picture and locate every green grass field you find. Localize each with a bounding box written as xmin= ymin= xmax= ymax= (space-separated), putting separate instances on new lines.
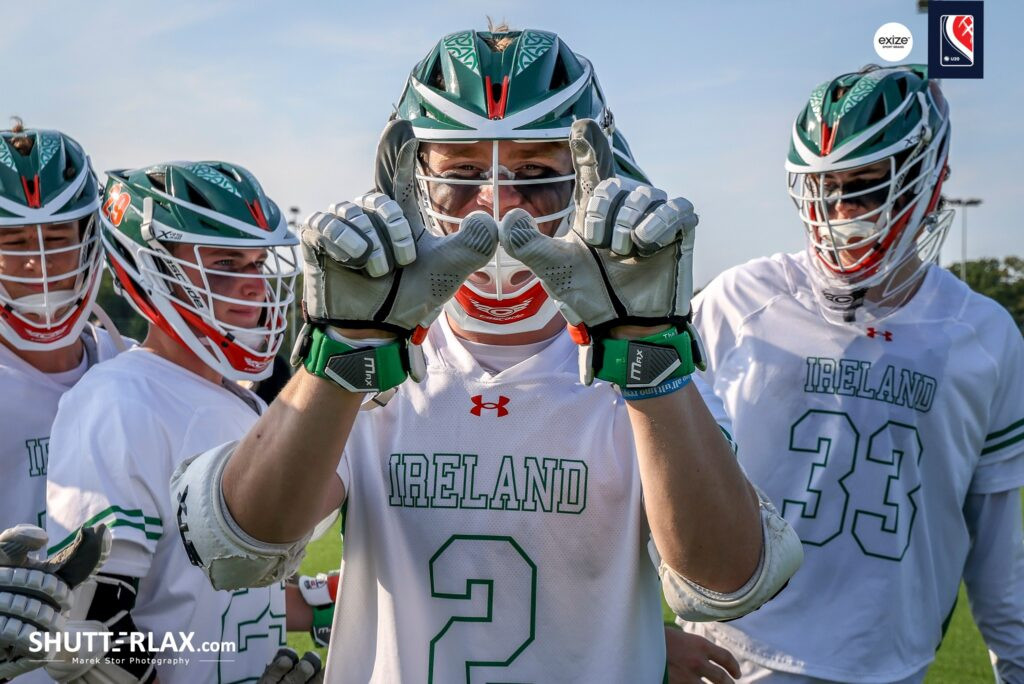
xmin=289 ymin=503 xmax=1012 ymax=683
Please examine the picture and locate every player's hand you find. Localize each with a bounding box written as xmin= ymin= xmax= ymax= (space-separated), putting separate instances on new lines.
xmin=0 ymin=524 xmax=110 ymax=680
xmin=665 ymin=627 xmax=740 ymax=684
xmin=258 ymin=647 xmax=324 ymax=684
xmin=498 ymin=118 xmax=697 ymax=333
xmin=299 ymin=119 xmax=498 ymax=340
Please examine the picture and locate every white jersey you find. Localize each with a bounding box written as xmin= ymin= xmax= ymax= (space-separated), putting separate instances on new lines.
xmin=46 ymin=349 xmax=286 ymax=684
xmin=324 ymin=316 xmax=665 ymax=683
xmin=687 ymin=252 xmax=1024 ymax=682
xmin=0 ymin=326 xmax=121 ymax=529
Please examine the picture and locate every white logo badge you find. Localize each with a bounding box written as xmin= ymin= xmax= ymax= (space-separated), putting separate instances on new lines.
xmin=874 ymin=23 xmax=913 ymax=62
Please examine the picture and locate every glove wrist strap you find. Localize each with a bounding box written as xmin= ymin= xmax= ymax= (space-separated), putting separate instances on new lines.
xmin=303 ymin=325 xmax=410 ymax=393
xmin=594 ymin=325 xmax=700 ymax=389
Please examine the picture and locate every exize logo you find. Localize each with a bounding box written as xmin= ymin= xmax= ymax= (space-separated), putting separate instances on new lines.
xmin=363 ymin=357 xmax=376 ymax=387
xmin=873 ymin=22 xmax=913 ymax=62
xmin=470 ymin=395 xmax=510 ymax=417
xmin=629 ymin=348 xmax=644 ymax=382
xmin=941 ymin=15 xmax=974 ymax=66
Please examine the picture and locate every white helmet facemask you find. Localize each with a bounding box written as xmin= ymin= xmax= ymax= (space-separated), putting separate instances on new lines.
xmin=415 ymin=139 xmax=575 ymax=335
xmin=0 ymin=215 xmax=103 ymax=350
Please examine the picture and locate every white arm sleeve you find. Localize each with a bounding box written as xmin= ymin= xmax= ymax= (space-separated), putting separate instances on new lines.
xmin=655 ymin=484 xmax=803 ymax=622
xmin=962 ymin=489 xmax=1024 ymax=684
xmin=170 ymin=441 xmax=311 ymax=591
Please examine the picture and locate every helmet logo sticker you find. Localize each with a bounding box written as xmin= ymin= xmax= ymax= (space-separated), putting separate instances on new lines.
xmin=102 ymin=183 xmax=131 ymax=226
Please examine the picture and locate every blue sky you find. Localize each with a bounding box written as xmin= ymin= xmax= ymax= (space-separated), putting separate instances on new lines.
xmin=5 ymin=0 xmax=1019 ymax=287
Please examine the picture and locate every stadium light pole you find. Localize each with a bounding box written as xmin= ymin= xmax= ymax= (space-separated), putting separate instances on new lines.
xmin=944 ymin=197 xmax=982 ymax=281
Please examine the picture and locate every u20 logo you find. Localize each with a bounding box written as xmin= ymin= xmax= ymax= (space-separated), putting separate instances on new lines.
xmin=941 ymin=15 xmax=974 ymax=66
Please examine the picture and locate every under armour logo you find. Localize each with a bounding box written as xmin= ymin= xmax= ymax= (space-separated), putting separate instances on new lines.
xmin=866 ymin=327 xmax=893 ymax=341
xmin=470 ymin=395 xmax=510 ymax=417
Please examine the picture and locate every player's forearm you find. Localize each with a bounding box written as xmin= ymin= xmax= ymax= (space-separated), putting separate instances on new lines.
xmin=222 ymin=368 xmax=361 ymax=543
xmin=627 ymin=382 xmax=761 ymax=592
xmin=285 ymin=584 xmax=313 ymax=632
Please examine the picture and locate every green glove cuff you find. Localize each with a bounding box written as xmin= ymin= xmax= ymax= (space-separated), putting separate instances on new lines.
xmin=595 ymin=326 xmax=699 ymax=389
xmin=310 ymin=604 xmax=335 ymax=648
xmin=303 ymin=326 xmax=409 ymax=393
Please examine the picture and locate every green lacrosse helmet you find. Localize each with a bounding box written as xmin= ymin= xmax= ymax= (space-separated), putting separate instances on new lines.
xmin=0 ymin=124 xmax=103 ymax=350
xmin=785 ymin=65 xmax=951 ymax=320
xmin=101 ymin=161 xmax=299 ymax=380
xmin=392 ymin=28 xmax=649 ymax=338
xmin=396 ymin=27 xmax=646 ymax=178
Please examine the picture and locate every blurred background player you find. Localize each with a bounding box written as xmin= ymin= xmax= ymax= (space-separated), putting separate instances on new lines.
xmin=173 ymin=25 xmax=800 ymax=683
xmin=684 ymin=65 xmax=1024 ymax=682
xmin=0 ymin=119 xmax=124 ymax=532
xmin=43 ymin=161 xmax=306 ymax=682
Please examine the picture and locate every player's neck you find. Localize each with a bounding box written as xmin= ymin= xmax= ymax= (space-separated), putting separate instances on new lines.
xmin=142 ymin=326 xmax=224 ymax=386
xmin=1 ymin=336 xmax=84 ymax=374
xmin=446 ymin=313 xmax=565 ymax=346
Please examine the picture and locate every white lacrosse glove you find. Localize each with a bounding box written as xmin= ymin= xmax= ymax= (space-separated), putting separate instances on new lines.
xmin=0 ymin=524 xmax=110 ymax=681
xmin=499 ymin=118 xmax=704 ymax=391
xmin=294 ymin=119 xmax=498 ymax=393
xmin=259 ymin=647 xmax=324 ymax=684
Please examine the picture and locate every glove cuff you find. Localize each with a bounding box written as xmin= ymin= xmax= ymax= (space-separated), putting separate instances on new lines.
xmin=302 ymin=325 xmax=416 ymax=393
xmin=592 ymin=325 xmax=702 ymax=389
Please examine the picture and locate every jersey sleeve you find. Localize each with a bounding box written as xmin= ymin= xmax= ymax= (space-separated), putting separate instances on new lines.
xmin=961 ymin=490 xmax=1024 ymax=681
xmin=46 ymin=384 xmax=169 ymax=578
xmin=971 ymin=318 xmax=1024 ymax=494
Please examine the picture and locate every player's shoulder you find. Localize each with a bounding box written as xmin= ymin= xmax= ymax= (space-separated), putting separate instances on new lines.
xmin=696 ymin=252 xmax=805 ymax=320
xmin=923 ymin=267 xmax=1020 ymax=341
xmin=57 ymin=349 xmax=172 ymax=425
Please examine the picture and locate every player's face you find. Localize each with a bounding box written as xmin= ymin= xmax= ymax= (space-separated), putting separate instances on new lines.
xmin=816 ymin=160 xmax=891 ymax=267
xmin=171 ymin=245 xmax=270 ymax=329
xmin=0 ymin=221 xmax=84 ymax=317
xmin=418 ymin=140 xmax=574 ymax=236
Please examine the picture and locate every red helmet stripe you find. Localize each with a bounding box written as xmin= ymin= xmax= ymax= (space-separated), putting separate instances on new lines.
xmin=21 ymin=175 xmax=41 ymax=209
xmin=485 ymin=75 xmax=511 ymax=120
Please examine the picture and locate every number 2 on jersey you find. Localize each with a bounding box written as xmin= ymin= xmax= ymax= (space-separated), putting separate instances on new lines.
xmin=428 ymin=535 xmax=537 ymax=683
xmin=783 ymin=410 xmax=923 ymax=561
